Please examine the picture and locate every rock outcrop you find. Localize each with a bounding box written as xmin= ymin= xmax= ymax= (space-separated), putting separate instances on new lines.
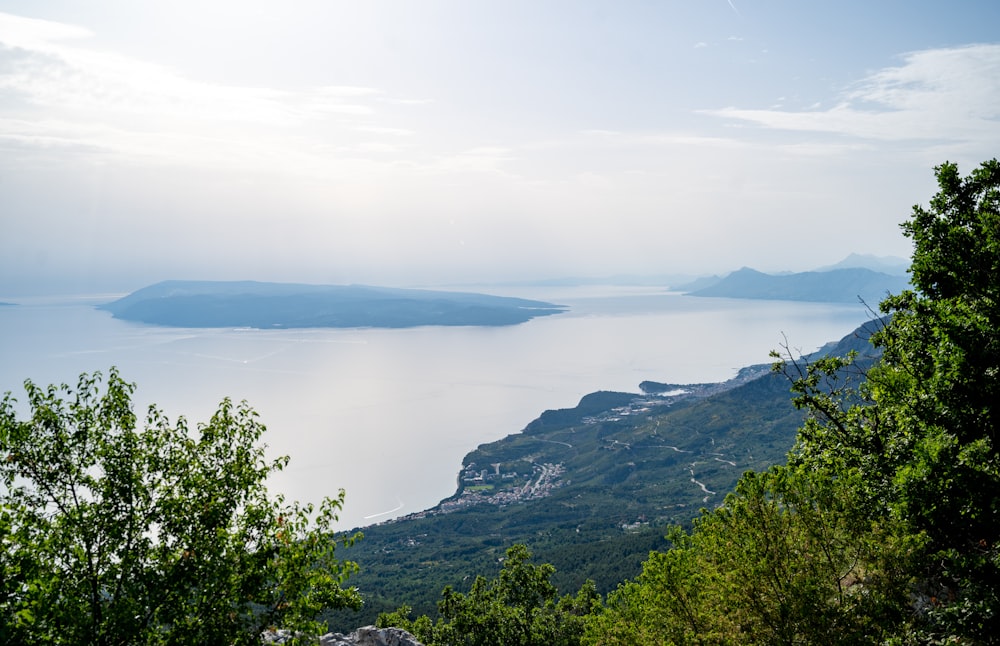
xmin=321 ymin=626 xmax=423 ymax=646
xmin=264 ymin=625 xmax=423 ymax=646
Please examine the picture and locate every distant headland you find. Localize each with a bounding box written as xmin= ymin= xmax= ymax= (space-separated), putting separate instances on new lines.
xmin=676 ymin=266 xmax=910 ymax=304
xmin=97 ymin=280 xmax=567 ymax=329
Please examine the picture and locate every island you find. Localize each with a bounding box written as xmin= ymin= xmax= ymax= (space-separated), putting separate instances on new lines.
xmin=97 ymin=280 xmax=567 ymax=329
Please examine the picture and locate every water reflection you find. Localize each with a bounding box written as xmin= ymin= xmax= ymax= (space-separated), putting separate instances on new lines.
xmin=0 ymin=287 xmax=871 ymax=530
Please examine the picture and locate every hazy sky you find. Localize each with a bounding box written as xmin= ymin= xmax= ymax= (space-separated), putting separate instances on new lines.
xmin=2 ymin=1 xmax=999 ymax=295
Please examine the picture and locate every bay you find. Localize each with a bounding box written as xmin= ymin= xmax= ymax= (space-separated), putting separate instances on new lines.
xmin=0 ymin=286 xmax=871 ymax=530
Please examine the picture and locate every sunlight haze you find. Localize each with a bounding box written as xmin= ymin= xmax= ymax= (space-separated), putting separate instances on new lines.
xmin=2 ymin=1 xmax=999 ymax=295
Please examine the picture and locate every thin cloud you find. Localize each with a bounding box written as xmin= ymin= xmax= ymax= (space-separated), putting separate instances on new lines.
xmin=705 ymin=44 xmax=1000 ymax=145
xmin=0 ymin=40 xmax=378 ymax=125
xmin=0 ymin=11 xmax=92 ymax=49
xmin=0 ymin=10 xmax=420 ymax=175
xmin=354 ymin=125 xmax=415 ymax=136
xmin=580 ymin=129 xmax=745 ymax=150
xmin=382 ymin=98 xmax=434 ymax=106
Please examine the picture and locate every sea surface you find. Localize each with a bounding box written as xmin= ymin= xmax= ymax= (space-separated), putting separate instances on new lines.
xmin=0 ymin=286 xmax=872 ymax=530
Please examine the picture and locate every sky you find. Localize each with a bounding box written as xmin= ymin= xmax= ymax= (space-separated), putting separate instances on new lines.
xmin=1 ymin=1 xmax=999 ymax=295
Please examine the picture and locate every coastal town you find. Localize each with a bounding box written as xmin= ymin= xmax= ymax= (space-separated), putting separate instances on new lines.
xmin=373 ymin=371 xmax=777 ymax=529
xmin=379 ymin=460 xmax=567 ymax=526
xmin=441 ymin=460 xmax=567 ymax=513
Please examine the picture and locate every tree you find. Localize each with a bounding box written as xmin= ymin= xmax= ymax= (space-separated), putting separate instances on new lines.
xmin=872 ymin=159 xmax=1000 ymax=640
xmin=586 ymin=466 xmax=909 ymax=645
xmin=783 ymin=160 xmax=1000 ymax=639
xmin=377 ymin=544 xmax=600 ymax=646
xmin=0 ymin=368 xmax=361 ymax=645
xmin=585 ymin=159 xmax=1000 ymax=643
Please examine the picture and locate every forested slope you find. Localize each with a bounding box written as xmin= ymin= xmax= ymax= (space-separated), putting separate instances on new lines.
xmin=325 ymin=319 xmax=880 ymax=631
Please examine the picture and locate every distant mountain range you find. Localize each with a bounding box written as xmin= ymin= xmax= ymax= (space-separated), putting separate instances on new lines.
xmin=670 ymin=253 xmax=910 ymax=303
xmin=680 ymin=266 xmax=910 ymax=304
xmin=460 ymin=254 xmax=910 ymax=301
xmin=814 ymin=252 xmax=909 ymax=275
xmin=98 ymin=280 xmax=566 ymax=329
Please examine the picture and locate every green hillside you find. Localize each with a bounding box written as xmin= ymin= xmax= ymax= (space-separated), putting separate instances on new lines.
xmin=325 ymin=320 xmax=881 ymax=631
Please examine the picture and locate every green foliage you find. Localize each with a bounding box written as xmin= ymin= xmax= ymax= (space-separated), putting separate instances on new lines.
xmin=587 ymin=466 xmax=910 ymax=645
xmin=377 ymin=544 xmax=599 ymax=646
xmin=877 ymin=160 xmax=1000 ymax=538
xmin=585 ymin=159 xmax=1000 ymax=643
xmin=874 ymin=159 xmax=1000 ymax=641
xmin=0 ymin=369 xmax=361 ymax=645
xmin=781 ymin=160 xmax=1000 ymax=640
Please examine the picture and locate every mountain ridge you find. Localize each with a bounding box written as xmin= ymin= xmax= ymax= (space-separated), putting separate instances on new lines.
xmin=681 ymin=266 xmax=909 ymax=303
xmin=814 ymin=252 xmax=909 ymax=275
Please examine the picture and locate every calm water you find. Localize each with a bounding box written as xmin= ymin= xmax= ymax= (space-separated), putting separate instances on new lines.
xmin=0 ymin=287 xmax=870 ymax=530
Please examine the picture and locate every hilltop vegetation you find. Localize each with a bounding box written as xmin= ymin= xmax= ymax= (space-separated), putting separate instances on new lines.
xmin=0 ymin=370 xmax=362 ymax=644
